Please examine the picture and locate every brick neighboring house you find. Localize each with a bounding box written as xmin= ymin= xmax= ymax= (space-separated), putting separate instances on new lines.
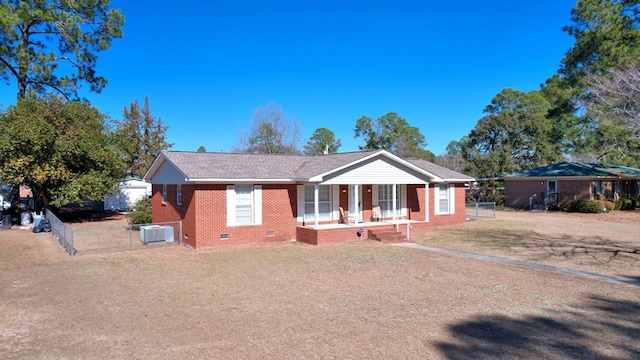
xmin=502 ymin=162 xmax=640 ymax=210
xmin=143 ymin=149 xmax=474 ymax=248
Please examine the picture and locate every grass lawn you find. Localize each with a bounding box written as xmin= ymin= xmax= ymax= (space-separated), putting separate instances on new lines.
xmin=1 ymin=210 xmax=639 ymax=359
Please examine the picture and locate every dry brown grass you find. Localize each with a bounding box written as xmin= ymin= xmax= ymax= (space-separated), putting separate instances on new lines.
xmin=1 ymin=210 xmax=639 ymax=359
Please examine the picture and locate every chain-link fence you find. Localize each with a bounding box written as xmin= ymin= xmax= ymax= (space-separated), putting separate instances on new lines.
xmin=465 ymin=202 xmax=496 ymax=221
xmin=45 ymin=209 xmax=182 ymax=256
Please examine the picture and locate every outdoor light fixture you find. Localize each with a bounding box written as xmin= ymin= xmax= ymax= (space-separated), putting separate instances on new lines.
xmin=342 ymin=187 xmax=347 ymax=193
xmin=367 ymin=186 xmax=371 ymax=193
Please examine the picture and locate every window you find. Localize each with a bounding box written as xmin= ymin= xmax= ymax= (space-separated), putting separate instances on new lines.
xmin=439 ymin=184 xmax=449 ymax=213
xmin=304 ymin=185 xmax=331 ymax=221
xmin=235 ymin=185 xmax=253 ymax=225
xmin=226 ymin=185 xmax=262 ymax=226
xmin=378 ymin=185 xmax=400 ymax=217
xmin=593 ymin=181 xmax=602 ymax=196
xmin=435 ymin=183 xmax=455 ymax=215
xmin=176 ymin=184 xmax=182 ymax=206
xmin=162 ymin=184 xmax=167 ymax=203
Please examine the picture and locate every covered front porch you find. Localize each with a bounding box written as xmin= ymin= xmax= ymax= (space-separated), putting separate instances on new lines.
xmin=295 ymin=218 xmax=433 ymax=245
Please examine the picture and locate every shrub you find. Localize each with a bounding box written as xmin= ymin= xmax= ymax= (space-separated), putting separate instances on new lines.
xmin=611 ymin=198 xmax=623 ymax=210
xmin=126 ymin=197 xmax=151 ymax=226
xmin=569 ymin=199 xmax=603 ymax=213
xmin=602 ymin=200 xmax=615 ymax=212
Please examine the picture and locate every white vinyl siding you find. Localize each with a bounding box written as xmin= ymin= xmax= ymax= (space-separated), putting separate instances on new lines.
xmin=434 ymin=183 xmax=455 ymax=215
xmin=226 ymin=185 xmax=262 ymax=226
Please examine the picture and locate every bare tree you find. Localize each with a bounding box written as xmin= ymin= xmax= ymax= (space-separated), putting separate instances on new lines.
xmin=586 ymin=63 xmax=640 ymax=138
xmin=235 ymin=102 xmax=301 ymax=154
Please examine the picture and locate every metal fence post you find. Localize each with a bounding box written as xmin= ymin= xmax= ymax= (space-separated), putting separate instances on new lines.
xmin=129 ymin=224 xmax=132 ymax=250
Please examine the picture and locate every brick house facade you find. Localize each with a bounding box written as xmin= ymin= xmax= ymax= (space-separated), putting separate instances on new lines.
xmin=145 ymin=150 xmax=474 ymax=248
xmin=503 ymin=162 xmax=640 ymax=210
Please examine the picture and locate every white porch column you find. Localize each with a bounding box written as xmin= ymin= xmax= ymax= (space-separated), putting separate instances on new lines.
xmin=425 ymin=182 xmax=430 ymax=222
xmin=314 ymin=183 xmax=319 ymax=228
xmin=354 ymin=184 xmax=359 ymax=224
xmin=392 ymin=183 xmax=397 ymax=222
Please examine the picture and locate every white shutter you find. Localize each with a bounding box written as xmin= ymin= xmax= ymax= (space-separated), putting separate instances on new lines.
xmin=226 ymin=185 xmax=236 ymax=226
xmin=449 ymin=183 xmax=455 ymax=215
xmin=254 ymin=185 xmax=262 ymax=225
xmin=400 ymin=184 xmax=407 ymax=216
xmin=434 ymin=184 xmax=441 ymax=215
xmin=332 ymin=185 xmax=340 ymax=221
xmin=296 ymin=185 xmax=304 ymax=222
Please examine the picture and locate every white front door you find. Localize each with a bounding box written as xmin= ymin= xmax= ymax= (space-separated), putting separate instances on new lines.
xmin=348 ymin=185 xmax=362 ymax=222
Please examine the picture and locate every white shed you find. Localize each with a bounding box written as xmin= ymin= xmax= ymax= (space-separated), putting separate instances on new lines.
xmin=105 ymin=177 xmax=151 ymax=212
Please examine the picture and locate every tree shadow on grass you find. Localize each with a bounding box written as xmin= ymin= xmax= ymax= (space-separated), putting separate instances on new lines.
xmin=436 ymin=294 xmax=640 ymax=359
xmin=436 ymin=227 xmax=640 ymax=275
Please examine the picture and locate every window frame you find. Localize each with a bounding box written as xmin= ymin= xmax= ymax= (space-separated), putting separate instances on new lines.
xmin=434 ymin=183 xmax=455 ymax=215
xmin=378 ymin=184 xmax=400 ymax=217
xmin=303 ymin=185 xmax=332 ymax=221
xmin=226 ymin=184 xmax=262 ymax=227
xmin=176 ymin=184 xmax=182 ymax=206
xmin=162 ymin=184 xmax=168 ymax=203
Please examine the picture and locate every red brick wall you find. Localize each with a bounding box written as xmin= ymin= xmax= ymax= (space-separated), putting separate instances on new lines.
xmin=192 ymin=184 xmax=299 ymax=248
xmin=151 ymin=181 xmax=466 ymax=248
xmin=504 ymin=180 xmax=594 ymax=210
xmin=428 ymin=183 xmax=467 ymax=227
xmin=151 ymin=184 xmax=196 ymax=247
xmin=407 ymin=184 xmax=426 ymax=221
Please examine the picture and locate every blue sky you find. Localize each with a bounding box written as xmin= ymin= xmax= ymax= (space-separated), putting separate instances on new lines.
xmin=1 ymin=1 xmax=577 ymax=155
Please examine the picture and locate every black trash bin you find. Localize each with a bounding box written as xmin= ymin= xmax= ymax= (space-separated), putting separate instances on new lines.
xmin=1 ymin=214 xmax=11 ymax=229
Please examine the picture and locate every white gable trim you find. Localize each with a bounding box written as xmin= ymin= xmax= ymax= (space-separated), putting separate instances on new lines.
xmin=308 ymin=150 xmax=440 ymax=183
xmin=315 ymin=157 xmax=433 ymax=185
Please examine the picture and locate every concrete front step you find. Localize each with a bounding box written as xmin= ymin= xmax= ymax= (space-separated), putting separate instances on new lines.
xmin=370 ymin=231 xmax=408 ymax=244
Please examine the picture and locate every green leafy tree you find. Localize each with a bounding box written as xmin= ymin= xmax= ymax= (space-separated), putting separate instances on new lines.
xmin=561 ymin=0 xmax=640 ymax=82
xmin=0 ymin=0 xmax=124 ymax=99
xmin=354 ymin=112 xmax=430 ymax=159
xmin=435 ymin=140 xmax=467 ymax=173
xmin=0 ymin=96 xmax=123 ymax=208
xmin=547 ymin=0 xmax=640 ymax=163
xmin=303 ymin=127 xmax=341 ymax=155
xmin=235 ymin=102 xmax=301 ymax=154
xmin=114 ymin=97 xmax=172 ymax=178
xmin=197 ymin=146 xmax=206 ymax=152
xmin=126 ymin=196 xmax=151 ymax=226
xmin=460 ymin=89 xmax=563 ymax=178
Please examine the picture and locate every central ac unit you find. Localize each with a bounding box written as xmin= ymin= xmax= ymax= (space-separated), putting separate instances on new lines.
xmin=140 ymin=225 xmax=166 ymax=244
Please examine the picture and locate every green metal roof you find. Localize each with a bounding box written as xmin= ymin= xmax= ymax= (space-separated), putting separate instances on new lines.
xmin=502 ymin=162 xmax=640 ymax=179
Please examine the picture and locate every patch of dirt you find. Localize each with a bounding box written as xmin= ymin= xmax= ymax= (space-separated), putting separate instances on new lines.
xmin=0 ymin=211 xmax=638 ymax=359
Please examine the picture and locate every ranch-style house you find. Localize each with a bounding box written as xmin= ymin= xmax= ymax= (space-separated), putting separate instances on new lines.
xmin=144 ymin=150 xmax=474 ymax=248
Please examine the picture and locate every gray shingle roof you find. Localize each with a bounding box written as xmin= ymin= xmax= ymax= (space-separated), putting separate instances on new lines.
xmin=154 ymin=150 xmax=474 ymax=182
xmin=406 ymin=159 xmax=475 ymax=181
xmin=502 ymin=162 xmax=640 ymax=179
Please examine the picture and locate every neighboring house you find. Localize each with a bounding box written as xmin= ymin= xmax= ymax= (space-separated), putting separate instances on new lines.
xmin=143 ymin=150 xmax=474 ymax=248
xmin=502 ymin=162 xmax=640 ymax=210
xmin=105 ymin=177 xmax=152 ymax=212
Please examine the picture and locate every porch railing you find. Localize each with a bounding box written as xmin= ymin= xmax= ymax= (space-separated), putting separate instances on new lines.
xmin=393 ymin=211 xmax=412 ymax=240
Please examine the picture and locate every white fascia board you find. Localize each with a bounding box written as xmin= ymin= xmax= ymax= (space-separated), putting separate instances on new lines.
xmin=438 ymin=178 xmax=475 ymax=183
